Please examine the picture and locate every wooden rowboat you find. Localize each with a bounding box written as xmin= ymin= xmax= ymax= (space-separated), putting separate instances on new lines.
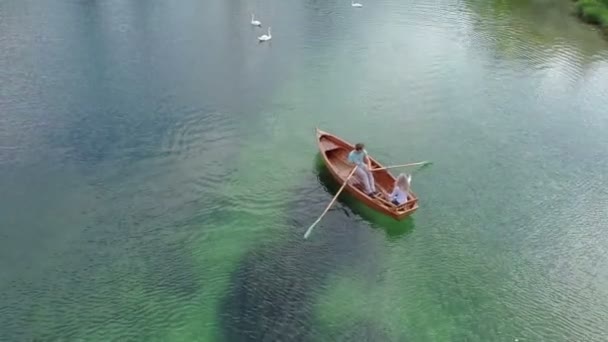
xmin=316 ymin=128 xmax=419 ymax=220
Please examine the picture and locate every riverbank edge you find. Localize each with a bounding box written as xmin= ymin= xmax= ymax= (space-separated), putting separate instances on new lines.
xmin=575 ymin=0 xmax=608 ymax=36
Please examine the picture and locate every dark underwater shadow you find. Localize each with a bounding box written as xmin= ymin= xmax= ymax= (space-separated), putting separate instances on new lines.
xmin=313 ymin=154 xmax=416 ymax=240
xmin=219 ymin=169 xmax=390 ymax=342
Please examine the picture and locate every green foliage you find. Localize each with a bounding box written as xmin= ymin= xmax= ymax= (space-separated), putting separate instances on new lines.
xmin=576 ymin=0 xmax=608 ymax=28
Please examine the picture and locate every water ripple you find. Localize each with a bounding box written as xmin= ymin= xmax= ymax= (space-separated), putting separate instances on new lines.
xmin=161 ymin=109 xmax=237 ymax=160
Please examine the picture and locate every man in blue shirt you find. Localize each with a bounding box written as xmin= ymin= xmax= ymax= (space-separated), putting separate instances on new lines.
xmin=347 ymin=143 xmax=378 ymax=197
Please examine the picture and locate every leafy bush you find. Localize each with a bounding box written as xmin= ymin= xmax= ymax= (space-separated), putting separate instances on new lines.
xmin=576 ymin=0 xmax=608 ymax=28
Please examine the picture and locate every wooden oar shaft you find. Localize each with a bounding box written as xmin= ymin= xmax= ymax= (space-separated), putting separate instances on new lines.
xmin=372 ymin=161 xmax=430 ymax=171
xmin=304 ymin=166 xmax=358 ymax=239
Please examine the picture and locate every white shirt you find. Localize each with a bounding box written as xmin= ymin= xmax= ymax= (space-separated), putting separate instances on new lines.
xmin=389 ymin=187 xmax=408 ymax=204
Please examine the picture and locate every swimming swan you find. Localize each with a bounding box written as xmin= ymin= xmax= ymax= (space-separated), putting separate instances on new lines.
xmin=258 ymin=27 xmax=272 ymax=42
xmin=251 ymin=14 xmax=261 ymax=26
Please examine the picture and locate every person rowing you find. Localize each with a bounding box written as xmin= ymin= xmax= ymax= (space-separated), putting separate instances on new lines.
xmin=388 ymin=173 xmax=411 ymax=205
xmin=347 ymin=143 xmax=379 ymax=198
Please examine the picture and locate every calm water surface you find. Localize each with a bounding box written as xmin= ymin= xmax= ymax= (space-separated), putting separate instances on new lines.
xmin=1 ymin=0 xmax=608 ymax=341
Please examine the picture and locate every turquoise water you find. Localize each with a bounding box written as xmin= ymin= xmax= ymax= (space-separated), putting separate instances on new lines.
xmin=1 ymin=0 xmax=608 ymax=341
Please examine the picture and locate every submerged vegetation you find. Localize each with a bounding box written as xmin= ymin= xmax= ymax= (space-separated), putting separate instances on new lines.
xmin=576 ymin=0 xmax=608 ymax=33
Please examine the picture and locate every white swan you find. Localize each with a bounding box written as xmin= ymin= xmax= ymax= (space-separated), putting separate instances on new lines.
xmin=258 ymin=27 xmax=272 ymax=42
xmin=251 ymin=13 xmax=261 ymax=26
xmin=351 ymin=0 xmax=363 ymax=7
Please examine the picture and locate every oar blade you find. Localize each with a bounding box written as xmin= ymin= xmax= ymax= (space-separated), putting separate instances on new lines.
xmin=303 ymin=221 xmax=318 ymax=239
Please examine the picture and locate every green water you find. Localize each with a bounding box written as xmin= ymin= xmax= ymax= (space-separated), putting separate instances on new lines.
xmin=1 ymin=0 xmax=608 ymax=341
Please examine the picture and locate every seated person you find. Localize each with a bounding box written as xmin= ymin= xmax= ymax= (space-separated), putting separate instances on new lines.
xmin=388 ymin=173 xmax=410 ymax=205
xmin=347 ymin=143 xmax=379 ymax=197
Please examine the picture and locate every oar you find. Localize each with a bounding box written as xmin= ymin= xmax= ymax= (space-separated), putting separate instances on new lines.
xmin=304 ymin=166 xmax=358 ymax=239
xmin=371 ymin=161 xmax=431 ymax=171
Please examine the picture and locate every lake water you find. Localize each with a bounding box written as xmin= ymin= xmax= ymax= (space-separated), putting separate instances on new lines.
xmin=1 ymin=0 xmax=608 ymax=341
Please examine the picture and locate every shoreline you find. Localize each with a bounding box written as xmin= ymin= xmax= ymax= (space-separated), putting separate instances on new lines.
xmin=575 ymin=0 xmax=608 ymax=36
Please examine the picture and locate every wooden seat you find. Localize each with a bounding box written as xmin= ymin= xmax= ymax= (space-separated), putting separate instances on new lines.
xmin=321 ymin=139 xmax=342 ymax=152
